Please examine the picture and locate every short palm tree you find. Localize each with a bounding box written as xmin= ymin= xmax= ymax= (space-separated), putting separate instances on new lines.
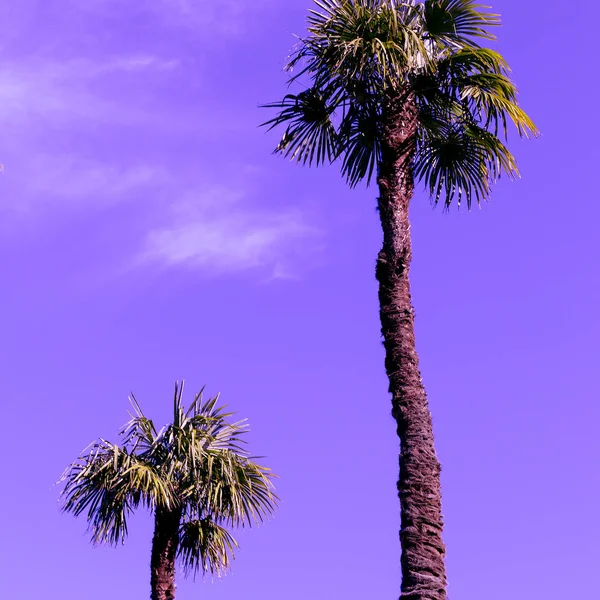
xmin=263 ymin=1 xmax=537 ymax=598
xmin=60 ymin=382 xmax=277 ymax=600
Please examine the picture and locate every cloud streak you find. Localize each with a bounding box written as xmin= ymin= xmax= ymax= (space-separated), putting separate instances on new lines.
xmin=0 ymin=55 xmax=180 ymax=125
xmin=0 ymin=0 xmax=322 ymax=280
xmin=0 ymin=54 xmax=178 ymax=212
xmin=139 ymin=186 xmax=321 ymax=277
xmin=77 ymin=0 xmax=272 ymax=35
xmin=17 ymin=155 xmax=168 ymax=207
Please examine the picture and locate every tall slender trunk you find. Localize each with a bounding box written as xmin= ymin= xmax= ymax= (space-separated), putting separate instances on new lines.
xmin=376 ymin=90 xmax=447 ymax=600
xmin=150 ymin=507 xmax=182 ymax=600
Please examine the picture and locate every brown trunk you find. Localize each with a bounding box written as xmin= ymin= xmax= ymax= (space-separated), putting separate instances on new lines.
xmin=150 ymin=507 xmax=182 ymax=600
xmin=376 ymin=89 xmax=448 ymax=600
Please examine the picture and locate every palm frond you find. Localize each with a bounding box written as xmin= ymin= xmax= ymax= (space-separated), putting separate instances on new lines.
xmin=261 ymin=89 xmax=338 ymax=166
xmin=120 ymin=393 xmax=157 ymax=453
xmin=185 ymin=386 xmax=207 ymax=418
xmin=440 ymin=46 xmax=508 ymax=74
xmin=173 ymin=380 xmax=185 ymax=428
xmin=60 ymin=441 xmax=171 ymax=545
xmin=422 ymin=0 xmax=500 ymax=47
xmin=178 ymin=519 xmax=238 ymax=577
xmin=458 ymin=72 xmax=538 ymax=138
xmin=415 ymin=120 xmax=518 ymax=208
xmin=431 ymin=47 xmax=539 ymax=139
xmin=197 ymin=450 xmax=278 ymax=527
xmin=338 ymin=102 xmax=382 ymax=186
xmin=300 ymin=0 xmax=428 ymax=88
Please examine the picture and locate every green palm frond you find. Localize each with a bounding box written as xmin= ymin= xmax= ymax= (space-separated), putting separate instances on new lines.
xmin=440 ymin=46 xmax=508 ymax=74
xmin=422 ymin=0 xmax=500 ymax=47
xmin=198 ymin=450 xmax=277 ymax=526
xmin=120 ymin=393 xmax=157 ymax=453
xmin=262 ymin=89 xmax=338 ymax=165
xmin=415 ymin=121 xmax=518 ymax=208
xmin=419 ymin=47 xmax=538 ymax=139
xmin=458 ymin=72 xmax=537 ymax=138
xmin=299 ymin=0 xmax=428 ymax=87
xmin=338 ymin=103 xmax=382 ymax=187
xmin=178 ymin=518 xmax=238 ymax=577
xmin=411 ymin=38 xmax=536 ymax=207
xmin=60 ymin=441 xmax=171 ymax=545
xmin=185 ymin=385 xmax=209 ymax=418
xmin=428 ymin=48 xmax=539 ymax=138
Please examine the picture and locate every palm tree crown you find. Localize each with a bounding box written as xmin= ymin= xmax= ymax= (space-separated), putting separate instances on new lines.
xmin=60 ymin=382 xmax=277 ymax=578
xmin=263 ymin=0 xmax=538 ymax=206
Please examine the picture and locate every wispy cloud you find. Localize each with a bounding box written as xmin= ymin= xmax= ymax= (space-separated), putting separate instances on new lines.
xmin=0 ymin=55 xmax=179 ymax=125
xmin=139 ymin=186 xmax=322 ymax=277
xmin=0 ymin=0 xmax=322 ymax=280
xmin=9 ymin=155 xmax=168 ymax=210
xmin=0 ymin=52 xmax=174 ymax=215
xmin=78 ymin=0 xmax=272 ymax=35
xmin=0 ymin=53 xmax=181 ymax=208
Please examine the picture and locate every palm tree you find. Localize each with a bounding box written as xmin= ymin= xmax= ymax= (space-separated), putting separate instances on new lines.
xmin=60 ymin=382 xmax=277 ymax=600
xmin=262 ymin=1 xmax=537 ymax=598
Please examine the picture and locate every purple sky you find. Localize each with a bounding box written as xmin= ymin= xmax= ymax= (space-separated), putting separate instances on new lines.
xmin=1 ymin=1 xmax=598 ymax=598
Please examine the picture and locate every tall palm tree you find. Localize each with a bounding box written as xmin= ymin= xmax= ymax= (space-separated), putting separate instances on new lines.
xmin=60 ymin=382 xmax=277 ymax=600
xmin=263 ymin=1 xmax=537 ymax=598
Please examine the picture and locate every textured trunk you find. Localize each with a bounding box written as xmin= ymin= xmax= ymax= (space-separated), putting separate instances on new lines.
xmin=150 ymin=507 xmax=182 ymax=600
xmin=376 ymin=90 xmax=448 ymax=600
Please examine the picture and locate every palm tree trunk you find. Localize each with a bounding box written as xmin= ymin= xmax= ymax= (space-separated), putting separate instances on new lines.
xmin=376 ymin=90 xmax=447 ymax=600
xmin=150 ymin=507 xmax=182 ymax=600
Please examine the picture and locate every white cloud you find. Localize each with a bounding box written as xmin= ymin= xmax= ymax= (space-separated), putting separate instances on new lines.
xmin=0 ymin=53 xmax=181 ymax=208
xmin=76 ymin=0 xmax=270 ymax=34
xmin=27 ymin=155 xmax=167 ymax=202
xmin=139 ymin=186 xmax=321 ymax=276
xmin=0 ymin=54 xmax=179 ymax=124
xmin=0 ymin=154 xmax=170 ymax=215
xmin=99 ymin=56 xmax=179 ymax=73
xmin=0 ymin=3 xmax=318 ymax=278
